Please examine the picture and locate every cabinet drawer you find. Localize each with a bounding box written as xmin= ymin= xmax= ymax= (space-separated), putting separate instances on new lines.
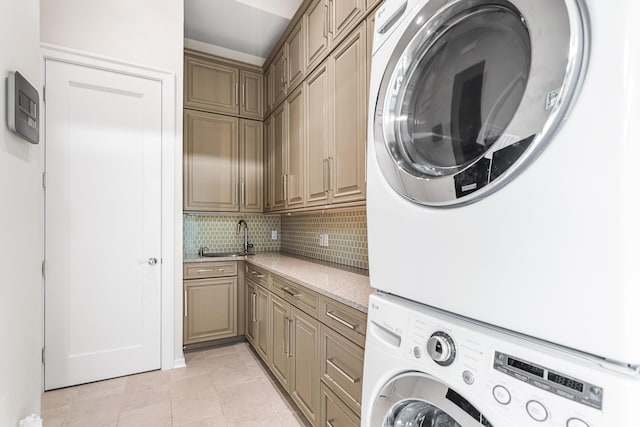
xmin=246 ymin=263 xmax=270 ymax=288
xmin=320 ymin=382 xmax=360 ymax=427
xmin=184 ymin=261 xmax=237 ymax=279
xmin=320 ymin=326 xmax=364 ymax=414
xmin=320 ymin=296 xmax=367 ymax=347
xmin=272 ymin=275 xmax=319 ymax=317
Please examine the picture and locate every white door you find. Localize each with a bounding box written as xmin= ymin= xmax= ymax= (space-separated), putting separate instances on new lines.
xmin=44 ymin=60 xmax=162 ymax=390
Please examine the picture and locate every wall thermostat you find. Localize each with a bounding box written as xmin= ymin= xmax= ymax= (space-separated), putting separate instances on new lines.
xmin=6 ymin=71 xmax=39 ymax=144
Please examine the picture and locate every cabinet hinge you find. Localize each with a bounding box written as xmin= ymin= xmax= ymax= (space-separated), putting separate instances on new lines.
xmin=42 ymin=260 xmax=45 ymax=278
xmin=42 ymin=347 xmax=45 ymax=364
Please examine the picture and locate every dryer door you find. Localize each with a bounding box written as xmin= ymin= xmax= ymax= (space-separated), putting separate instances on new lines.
xmin=372 ymin=0 xmax=587 ymax=206
xmin=371 ymin=372 xmax=492 ymax=426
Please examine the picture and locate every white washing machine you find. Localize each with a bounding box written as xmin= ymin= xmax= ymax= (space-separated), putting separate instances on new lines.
xmin=367 ymin=0 xmax=640 ymax=364
xmin=362 ymin=292 xmax=640 ymax=426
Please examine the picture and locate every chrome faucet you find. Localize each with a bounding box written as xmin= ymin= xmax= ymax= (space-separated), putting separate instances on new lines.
xmin=236 ymin=220 xmax=253 ymax=254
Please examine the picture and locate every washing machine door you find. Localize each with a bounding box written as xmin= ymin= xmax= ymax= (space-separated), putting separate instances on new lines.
xmin=371 ymin=372 xmax=492 ymax=426
xmin=372 ymin=0 xmax=588 ymax=206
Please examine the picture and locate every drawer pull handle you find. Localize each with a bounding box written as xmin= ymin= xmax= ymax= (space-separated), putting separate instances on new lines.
xmin=282 ymin=287 xmax=300 ymax=298
xmin=197 ymin=269 xmax=214 ymax=273
xmin=326 ymin=311 xmax=358 ymax=330
xmin=251 ymin=271 xmax=265 ymax=278
xmin=327 ymin=358 xmax=360 ymax=384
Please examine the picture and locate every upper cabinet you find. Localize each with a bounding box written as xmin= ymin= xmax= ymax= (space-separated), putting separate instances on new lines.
xmin=304 ymin=0 xmax=331 ymax=73
xmin=329 ymin=0 xmax=366 ymax=47
xmin=185 ymin=51 xmax=263 ymax=119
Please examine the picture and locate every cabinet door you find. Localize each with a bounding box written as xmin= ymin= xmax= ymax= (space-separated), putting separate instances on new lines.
xmin=329 ymin=0 xmax=365 ymax=47
xmin=264 ymin=118 xmax=273 ymax=212
xmin=304 ymin=0 xmax=330 ymax=72
xmin=272 ymin=48 xmax=288 ymax=107
xmin=185 ymin=56 xmax=239 ymax=115
xmin=239 ymin=119 xmax=264 ymax=212
xmin=184 ymin=277 xmax=237 ymax=345
xmin=286 ymin=87 xmax=305 ymax=208
xmin=329 ymin=22 xmax=367 ymax=203
xmin=246 ymin=280 xmax=257 ymax=346
xmin=184 ymin=110 xmax=239 ymax=211
xmin=268 ymin=294 xmax=291 ymax=389
xmin=366 ymin=0 xmax=383 ymax=13
xmin=271 ymin=104 xmax=288 ymax=210
xmin=290 ymin=307 xmax=320 ymax=426
xmin=239 ymin=70 xmax=263 ymax=120
xmin=255 ymin=285 xmax=270 ymax=363
xmin=304 ymin=61 xmax=331 ymax=206
xmin=264 ymin=66 xmax=273 ymax=116
xmin=286 ymin=22 xmax=305 ymax=90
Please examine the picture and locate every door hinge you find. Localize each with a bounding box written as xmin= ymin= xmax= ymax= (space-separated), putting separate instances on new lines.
xmin=42 ymin=260 xmax=45 ymax=278
xmin=42 ymin=172 xmax=46 ymax=189
xmin=42 ymin=347 xmax=45 ymax=364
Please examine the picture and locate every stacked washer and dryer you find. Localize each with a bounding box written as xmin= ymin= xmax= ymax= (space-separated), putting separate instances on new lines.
xmin=363 ymin=0 xmax=640 ymax=425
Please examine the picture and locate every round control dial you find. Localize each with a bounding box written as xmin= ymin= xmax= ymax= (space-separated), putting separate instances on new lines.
xmin=426 ymin=331 xmax=456 ymax=366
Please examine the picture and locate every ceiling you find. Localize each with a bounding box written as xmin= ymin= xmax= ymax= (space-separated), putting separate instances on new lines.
xmin=184 ymin=0 xmax=304 ymax=65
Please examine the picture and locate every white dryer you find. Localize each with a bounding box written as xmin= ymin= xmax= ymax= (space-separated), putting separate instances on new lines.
xmin=362 ymin=292 xmax=640 ymax=427
xmin=367 ymin=0 xmax=640 ymax=364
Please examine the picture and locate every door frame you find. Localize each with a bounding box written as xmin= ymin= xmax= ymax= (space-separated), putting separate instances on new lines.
xmin=41 ymin=43 xmax=180 ymax=373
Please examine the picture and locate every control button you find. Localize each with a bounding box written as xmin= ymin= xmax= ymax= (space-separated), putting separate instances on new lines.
xmin=492 ymin=385 xmax=511 ymax=405
xmin=426 ymin=332 xmax=456 ymax=366
xmin=413 ymin=346 xmax=422 ymax=359
xmin=567 ymin=418 xmax=590 ymax=427
xmin=526 ymin=400 xmax=548 ymax=422
xmin=462 ymin=370 xmax=474 ymax=385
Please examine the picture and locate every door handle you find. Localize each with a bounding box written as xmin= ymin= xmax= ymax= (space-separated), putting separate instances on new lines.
xmin=148 ymin=257 xmax=158 ymax=265
xmin=323 ymin=158 xmax=329 ymax=192
xmin=251 ymin=293 xmax=257 ymax=322
xmin=241 ymin=182 xmax=246 ymax=206
xmin=328 ymin=156 xmax=333 ymax=191
xmin=235 ymin=83 xmax=239 ymax=105
xmin=241 ymin=84 xmax=246 ymax=107
xmin=287 ymin=317 xmax=293 ymax=357
xmin=283 ymin=316 xmax=289 ymax=355
xmin=184 ymin=291 xmax=188 ymax=317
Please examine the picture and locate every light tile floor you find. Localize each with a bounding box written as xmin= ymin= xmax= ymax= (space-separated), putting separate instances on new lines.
xmin=41 ymin=342 xmax=309 ymax=426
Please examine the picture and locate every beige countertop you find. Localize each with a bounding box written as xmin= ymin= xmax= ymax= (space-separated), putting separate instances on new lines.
xmin=184 ymin=252 xmax=373 ymax=312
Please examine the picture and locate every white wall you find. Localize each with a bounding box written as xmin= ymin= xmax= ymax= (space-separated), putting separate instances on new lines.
xmin=40 ymin=0 xmax=185 ymax=366
xmin=0 ymin=0 xmax=43 ymax=424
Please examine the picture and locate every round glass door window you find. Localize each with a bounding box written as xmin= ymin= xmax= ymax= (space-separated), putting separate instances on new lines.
xmin=373 ymin=0 xmax=588 ymax=206
xmin=368 ymin=373 xmax=493 ymax=426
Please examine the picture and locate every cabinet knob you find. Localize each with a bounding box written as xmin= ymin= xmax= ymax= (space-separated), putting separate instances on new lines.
xmin=148 ymin=257 xmax=158 ymax=265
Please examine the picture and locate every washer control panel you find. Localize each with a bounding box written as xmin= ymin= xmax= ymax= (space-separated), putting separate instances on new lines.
xmin=494 ymin=352 xmax=603 ymax=410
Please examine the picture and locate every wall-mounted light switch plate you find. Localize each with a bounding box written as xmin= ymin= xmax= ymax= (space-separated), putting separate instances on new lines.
xmin=319 ymin=234 xmax=324 ymax=246
xmin=323 ymin=234 xmax=329 ymax=247
xmin=271 ymin=230 xmax=278 ymax=240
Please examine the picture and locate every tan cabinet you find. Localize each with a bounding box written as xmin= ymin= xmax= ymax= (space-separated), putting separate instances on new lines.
xmin=246 ymin=279 xmax=257 ymax=346
xmin=185 ymin=52 xmax=262 ymax=119
xmin=320 ymin=325 xmax=364 ymax=415
xmin=239 ymin=119 xmax=264 ymax=212
xmin=183 ymin=110 xmax=263 ymax=212
xmin=286 ymin=86 xmax=305 ymax=208
xmin=263 ymin=117 xmax=273 ymax=212
xmin=366 ymin=0 xmax=383 ymax=13
xmin=304 ymin=61 xmax=331 ymax=206
xmin=183 ymin=110 xmax=238 ymax=212
xmin=239 ymin=70 xmax=263 ymax=119
xmin=320 ymin=383 xmax=360 ymax=427
xmin=290 ymin=306 xmax=321 ymax=426
xmin=183 ymin=261 xmax=240 ymax=346
xmin=270 ymin=103 xmax=287 ymax=210
xmin=286 ymin=22 xmax=305 ymax=91
xmin=329 ymin=22 xmax=367 ymax=203
xmin=264 ymin=66 xmax=273 ymax=116
xmin=268 ymin=293 xmax=291 ymax=389
xmin=255 ymin=283 xmax=270 ymax=362
xmin=303 ymin=22 xmax=367 ymax=209
xmin=304 ymin=0 xmax=330 ymax=72
xmin=329 ymin=0 xmax=366 ymax=48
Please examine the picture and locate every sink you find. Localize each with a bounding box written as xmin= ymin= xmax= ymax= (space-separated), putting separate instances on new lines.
xmin=201 ymin=252 xmax=253 ymax=258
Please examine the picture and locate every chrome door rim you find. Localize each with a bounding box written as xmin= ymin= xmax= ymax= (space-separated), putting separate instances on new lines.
xmin=372 ymin=0 xmax=589 ymax=206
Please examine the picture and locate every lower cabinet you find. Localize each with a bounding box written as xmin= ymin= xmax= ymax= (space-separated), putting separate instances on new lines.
xmin=183 ymin=276 xmax=237 ymax=345
xmin=183 ymin=261 xmax=241 ymax=346
xmin=244 ymin=264 xmax=364 ymax=426
xmin=320 ymin=382 xmax=360 ymax=427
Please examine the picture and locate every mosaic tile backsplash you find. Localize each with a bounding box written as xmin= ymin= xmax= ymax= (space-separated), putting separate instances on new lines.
xmin=281 ymin=209 xmax=368 ymax=270
xmin=183 ymin=214 xmax=281 ymax=257
xmin=184 ymin=209 xmax=369 ymax=269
